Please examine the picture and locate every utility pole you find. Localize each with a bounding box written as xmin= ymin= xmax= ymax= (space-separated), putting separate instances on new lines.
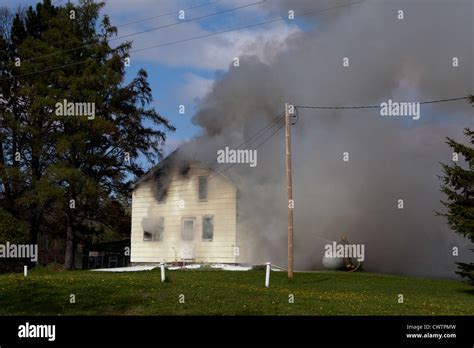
xmin=285 ymin=102 xmax=294 ymax=280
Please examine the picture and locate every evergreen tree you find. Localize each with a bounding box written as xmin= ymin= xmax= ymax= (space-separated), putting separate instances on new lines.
xmin=0 ymin=0 xmax=174 ymax=269
xmin=439 ymin=97 xmax=474 ymax=284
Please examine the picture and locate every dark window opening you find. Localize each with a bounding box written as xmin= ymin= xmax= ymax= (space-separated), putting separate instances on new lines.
xmin=143 ymin=217 xmax=164 ymax=242
xmin=198 ymin=176 xmax=208 ymax=201
xmin=180 ymin=164 xmax=191 ymax=176
xmin=202 ymin=216 xmax=214 ymax=241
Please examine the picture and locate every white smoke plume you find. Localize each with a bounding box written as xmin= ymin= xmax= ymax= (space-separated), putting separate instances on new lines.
xmin=175 ymin=0 xmax=473 ymax=277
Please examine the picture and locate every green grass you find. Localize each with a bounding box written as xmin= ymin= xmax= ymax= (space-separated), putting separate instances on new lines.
xmin=0 ymin=268 xmax=472 ymax=315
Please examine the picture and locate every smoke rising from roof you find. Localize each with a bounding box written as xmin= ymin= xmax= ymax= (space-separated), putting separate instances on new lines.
xmin=181 ymin=0 xmax=472 ymax=277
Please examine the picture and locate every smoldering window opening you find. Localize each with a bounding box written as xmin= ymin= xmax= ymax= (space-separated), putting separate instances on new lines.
xmin=179 ymin=164 xmax=191 ymax=176
xmin=142 ymin=217 xmax=164 ymax=242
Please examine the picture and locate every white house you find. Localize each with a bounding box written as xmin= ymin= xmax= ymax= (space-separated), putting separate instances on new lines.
xmin=130 ymin=150 xmax=240 ymax=264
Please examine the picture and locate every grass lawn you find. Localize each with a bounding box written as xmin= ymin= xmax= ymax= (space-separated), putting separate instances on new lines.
xmin=0 ymin=268 xmax=472 ymax=315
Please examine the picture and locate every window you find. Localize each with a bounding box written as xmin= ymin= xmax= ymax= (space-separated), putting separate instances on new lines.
xmin=202 ymin=216 xmax=214 ymax=241
xmin=198 ymin=176 xmax=207 ymax=201
xmin=142 ymin=217 xmax=164 ymax=242
xmin=181 ymin=217 xmax=195 ymax=241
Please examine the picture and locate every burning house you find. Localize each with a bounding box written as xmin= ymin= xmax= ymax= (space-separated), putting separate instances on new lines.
xmin=130 ymin=1 xmax=471 ymax=277
xmin=130 ymin=148 xmax=243 ymax=264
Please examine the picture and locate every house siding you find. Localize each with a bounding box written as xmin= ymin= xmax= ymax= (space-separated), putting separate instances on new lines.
xmin=131 ymin=165 xmax=237 ymax=263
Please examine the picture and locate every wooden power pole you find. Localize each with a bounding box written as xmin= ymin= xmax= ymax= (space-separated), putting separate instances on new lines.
xmin=285 ymin=102 xmax=294 ymax=280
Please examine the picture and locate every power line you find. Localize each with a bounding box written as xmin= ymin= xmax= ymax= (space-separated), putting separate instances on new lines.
xmin=234 ymin=113 xmax=284 ymax=150
xmin=419 ymin=96 xmax=471 ymax=105
xmin=143 ymin=114 xmax=284 ymax=195
xmin=294 ymin=96 xmax=470 ymax=110
xmin=112 ymin=0 xmax=223 ymax=28
xmin=0 ymin=0 xmax=363 ymax=81
xmin=110 ymin=1 xmax=265 ymax=43
xmin=170 ymin=113 xmax=283 ymax=185
xmin=178 ymin=113 xmax=283 ymax=173
xmin=1 ymin=0 xmax=261 ymax=68
xmin=210 ymin=121 xmax=284 ymax=177
xmin=0 ymin=0 xmax=223 ymax=67
xmin=139 ymin=116 xmax=285 ymax=203
xmin=126 ymin=0 xmax=364 ymax=55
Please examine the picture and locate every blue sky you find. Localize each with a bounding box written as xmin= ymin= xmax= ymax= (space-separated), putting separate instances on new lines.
xmin=5 ymin=0 xmax=468 ymax=162
xmin=1 ymin=0 xmax=302 ymax=158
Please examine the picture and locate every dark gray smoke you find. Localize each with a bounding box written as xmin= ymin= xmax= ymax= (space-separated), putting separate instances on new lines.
xmin=181 ymin=0 xmax=473 ymax=278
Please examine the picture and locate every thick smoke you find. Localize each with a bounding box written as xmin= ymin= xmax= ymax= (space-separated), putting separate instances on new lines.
xmin=181 ymin=0 xmax=473 ymax=277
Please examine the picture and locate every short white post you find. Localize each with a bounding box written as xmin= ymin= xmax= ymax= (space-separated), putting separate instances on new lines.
xmin=265 ymin=262 xmax=271 ymax=288
xmin=160 ymin=262 xmax=165 ymax=282
xmin=24 ymin=265 xmax=28 ymax=277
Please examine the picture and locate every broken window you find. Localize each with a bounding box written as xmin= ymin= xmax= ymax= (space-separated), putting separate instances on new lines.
xmin=142 ymin=217 xmax=164 ymax=242
xmin=202 ymin=215 xmax=214 ymax=241
xmin=198 ymin=176 xmax=207 ymax=201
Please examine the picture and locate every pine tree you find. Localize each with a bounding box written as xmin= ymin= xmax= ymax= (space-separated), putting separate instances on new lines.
xmin=0 ymin=0 xmax=175 ymax=269
xmin=439 ymin=97 xmax=474 ymax=284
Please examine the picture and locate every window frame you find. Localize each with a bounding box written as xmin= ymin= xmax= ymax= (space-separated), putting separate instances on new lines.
xmin=198 ymin=176 xmax=208 ymax=201
xmin=202 ymin=215 xmax=214 ymax=242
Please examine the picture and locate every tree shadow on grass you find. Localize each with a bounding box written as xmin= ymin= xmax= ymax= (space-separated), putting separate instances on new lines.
xmin=458 ymin=288 xmax=474 ymax=296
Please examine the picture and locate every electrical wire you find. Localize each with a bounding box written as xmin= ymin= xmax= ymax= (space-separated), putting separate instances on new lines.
xmin=141 ymin=114 xmax=284 ymax=197
xmin=0 ymin=0 xmax=263 ymax=69
xmin=0 ymin=0 xmax=363 ymax=81
xmin=294 ymin=96 xmax=470 ymax=110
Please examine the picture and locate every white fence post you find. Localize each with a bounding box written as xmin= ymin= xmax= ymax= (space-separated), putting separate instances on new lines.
xmin=265 ymin=262 xmax=271 ymax=288
xmin=160 ymin=262 xmax=165 ymax=282
xmin=24 ymin=265 xmax=28 ymax=277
